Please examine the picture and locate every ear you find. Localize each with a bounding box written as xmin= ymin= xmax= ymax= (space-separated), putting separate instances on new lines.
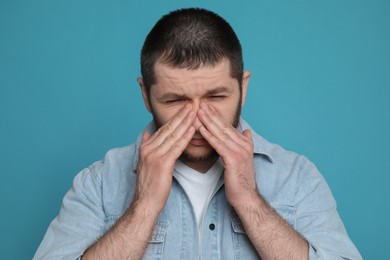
xmin=240 ymin=70 xmax=251 ymax=107
xmin=137 ymin=77 xmax=151 ymax=113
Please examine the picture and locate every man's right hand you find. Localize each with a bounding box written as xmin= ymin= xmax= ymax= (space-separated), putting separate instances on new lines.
xmin=82 ymin=104 xmax=195 ymax=260
xmin=134 ymin=103 xmax=196 ymax=213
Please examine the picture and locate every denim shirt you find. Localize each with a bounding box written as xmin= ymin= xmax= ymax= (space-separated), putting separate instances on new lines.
xmin=34 ymin=118 xmax=362 ymax=260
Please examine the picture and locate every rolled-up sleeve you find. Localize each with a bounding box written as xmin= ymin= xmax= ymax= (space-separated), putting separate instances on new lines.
xmin=34 ymin=162 xmax=105 ymax=260
xmin=295 ymin=158 xmax=362 ymax=260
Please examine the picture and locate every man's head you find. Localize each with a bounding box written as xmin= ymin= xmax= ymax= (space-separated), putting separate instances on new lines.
xmin=138 ymin=8 xmax=250 ymax=169
xmin=140 ymin=8 xmax=244 ymax=94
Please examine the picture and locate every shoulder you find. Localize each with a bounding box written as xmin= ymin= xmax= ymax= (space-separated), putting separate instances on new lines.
xmin=255 ymin=132 xmax=308 ymax=168
xmin=102 ymin=143 xmax=138 ymax=168
xmin=251 ymin=130 xmax=310 ymax=181
xmin=239 ymin=118 xmax=307 ymax=168
xmin=85 ymin=142 xmax=140 ymax=216
xmin=94 ymin=142 xmax=138 ymax=178
xmin=240 ymin=119 xmax=322 ymax=195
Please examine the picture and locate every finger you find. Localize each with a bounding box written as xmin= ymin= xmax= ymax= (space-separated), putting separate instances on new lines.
xmin=242 ymin=129 xmax=254 ymax=150
xmin=144 ymin=103 xmax=193 ymax=147
xmin=142 ymin=131 xmax=152 ymax=144
xmin=156 ymin=110 xmax=196 ymax=154
xmin=199 ymin=125 xmax=234 ymax=156
xmin=164 ymin=125 xmax=196 ymax=159
xmin=149 ymin=103 xmax=192 ymax=144
xmin=200 ymin=125 xmax=253 ymax=169
xmin=198 ymin=102 xmax=226 ymax=131
xmin=198 ymin=102 xmax=245 ymax=144
xmin=144 ymin=108 xmax=196 ymax=157
xmin=243 ymin=129 xmax=252 ymax=139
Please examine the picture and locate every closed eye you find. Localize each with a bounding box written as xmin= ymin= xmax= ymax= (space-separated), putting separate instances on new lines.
xmin=165 ymin=99 xmax=185 ymax=104
xmin=208 ymin=95 xmax=226 ymax=99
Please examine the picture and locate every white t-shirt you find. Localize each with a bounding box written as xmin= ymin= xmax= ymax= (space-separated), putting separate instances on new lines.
xmin=173 ymin=159 xmax=223 ymax=231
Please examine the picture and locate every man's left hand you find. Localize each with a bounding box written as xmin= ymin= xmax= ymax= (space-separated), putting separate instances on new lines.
xmin=197 ymin=102 xmax=258 ymax=209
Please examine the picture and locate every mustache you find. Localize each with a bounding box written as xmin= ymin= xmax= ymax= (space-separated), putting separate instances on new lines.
xmin=192 ymin=131 xmax=203 ymax=139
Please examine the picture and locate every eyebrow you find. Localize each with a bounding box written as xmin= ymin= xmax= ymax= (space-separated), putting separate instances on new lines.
xmin=205 ymin=86 xmax=233 ymax=96
xmin=157 ymin=86 xmax=233 ymax=101
xmin=157 ymin=93 xmax=187 ymax=101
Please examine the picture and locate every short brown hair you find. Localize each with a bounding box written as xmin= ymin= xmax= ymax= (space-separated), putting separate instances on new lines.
xmin=140 ymin=8 xmax=244 ymax=93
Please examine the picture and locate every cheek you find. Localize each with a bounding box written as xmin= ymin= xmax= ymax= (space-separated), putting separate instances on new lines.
xmin=212 ymin=101 xmax=240 ymax=122
xmin=219 ymin=108 xmax=237 ymax=122
xmin=153 ymin=106 xmax=181 ymax=125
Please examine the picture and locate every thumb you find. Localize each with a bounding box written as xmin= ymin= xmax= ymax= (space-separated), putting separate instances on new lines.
xmin=142 ymin=131 xmax=152 ymax=143
xmin=243 ymin=129 xmax=252 ymax=139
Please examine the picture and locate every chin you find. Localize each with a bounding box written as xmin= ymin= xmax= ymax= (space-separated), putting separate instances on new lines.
xmin=180 ymin=146 xmax=218 ymax=163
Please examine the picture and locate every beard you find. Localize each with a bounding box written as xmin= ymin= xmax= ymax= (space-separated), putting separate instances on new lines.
xmin=150 ymin=95 xmax=242 ymax=164
xmin=179 ymin=148 xmax=218 ymax=164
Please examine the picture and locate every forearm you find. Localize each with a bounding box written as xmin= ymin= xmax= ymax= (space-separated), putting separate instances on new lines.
xmin=82 ymin=199 xmax=159 ymax=260
xmin=82 ymin=107 xmax=196 ymax=259
xmin=235 ymin=193 xmax=308 ymax=260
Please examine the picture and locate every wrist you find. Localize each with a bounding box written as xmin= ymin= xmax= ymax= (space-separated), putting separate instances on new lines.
xmin=230 ymin=189 xmax=263 ymax=210
xmin=129 ymin=196 xmax=163 ymax=218
xmin=231 ymin=191 xmax=269 ymax=215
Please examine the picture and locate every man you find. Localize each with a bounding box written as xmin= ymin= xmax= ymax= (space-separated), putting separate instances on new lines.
xmin=34 ymin=8 xmax=362 ymax=259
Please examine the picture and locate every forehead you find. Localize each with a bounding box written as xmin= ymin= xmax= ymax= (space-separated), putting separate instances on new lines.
xmin=151 ymin=60 xmax=238 ymax=96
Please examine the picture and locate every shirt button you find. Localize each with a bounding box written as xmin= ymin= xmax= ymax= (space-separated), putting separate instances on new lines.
xmin=209 ymin=223 xmax=215 ymax=230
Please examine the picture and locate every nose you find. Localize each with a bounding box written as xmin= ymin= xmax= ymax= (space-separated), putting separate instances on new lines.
xmin=191 ymin=100 xmax=203 ymax=131
xmin=193 ymin=114 xmax=203 ymax=131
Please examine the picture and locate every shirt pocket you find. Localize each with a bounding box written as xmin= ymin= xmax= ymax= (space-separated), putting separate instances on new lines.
xmin=230 ymin=210 xmax=260 ymax=260
xmin=142 ymin=221 xmax=169 ymax=260
xmin=230 ymin=204 xmax=297 ymax=260
xmin=104 ymin=216 xmax=168 ymax=260
xmin=271 ymin=204 xmax=296 ymax=228
xmin=104 ymin=215 xmax=120 ymax=233
xmin=230 ymin=204 xmax=297 ymax=231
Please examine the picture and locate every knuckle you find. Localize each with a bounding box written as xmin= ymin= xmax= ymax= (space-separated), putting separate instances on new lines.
xmin=139 ymin=145 xmax=149 ymax=158
xmin=168 ymin=144 xmax=180 ymax=155
xmin=161 ymin=123 xmax=173 ymax=133
xmin=167 ymin=132 xmax=176 ymax=141
xmin=220 ymin=125 xmax=232 ymax=137
xmin=222 ymin=128 xmax=229 ymax=137
xmin=171 ymin=139 xmax=185 ymax=152
xmin=156 ymin=128 xmax=164 ymax=136
xmin=140 ymin=147 xmax=160 ymax=164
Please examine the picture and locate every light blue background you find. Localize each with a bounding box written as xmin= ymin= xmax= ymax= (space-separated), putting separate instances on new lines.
xmin=1 ymin=0 xmax=389 ymax=259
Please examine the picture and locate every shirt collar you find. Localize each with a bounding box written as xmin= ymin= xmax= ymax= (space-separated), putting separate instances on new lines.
xmin=237 ymin=118 xmax=274 ymax=162
xmin=132 ymin=117 xmax=273 ymax=172
xmin=132 ymin=122 xmax=156 ymax=172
